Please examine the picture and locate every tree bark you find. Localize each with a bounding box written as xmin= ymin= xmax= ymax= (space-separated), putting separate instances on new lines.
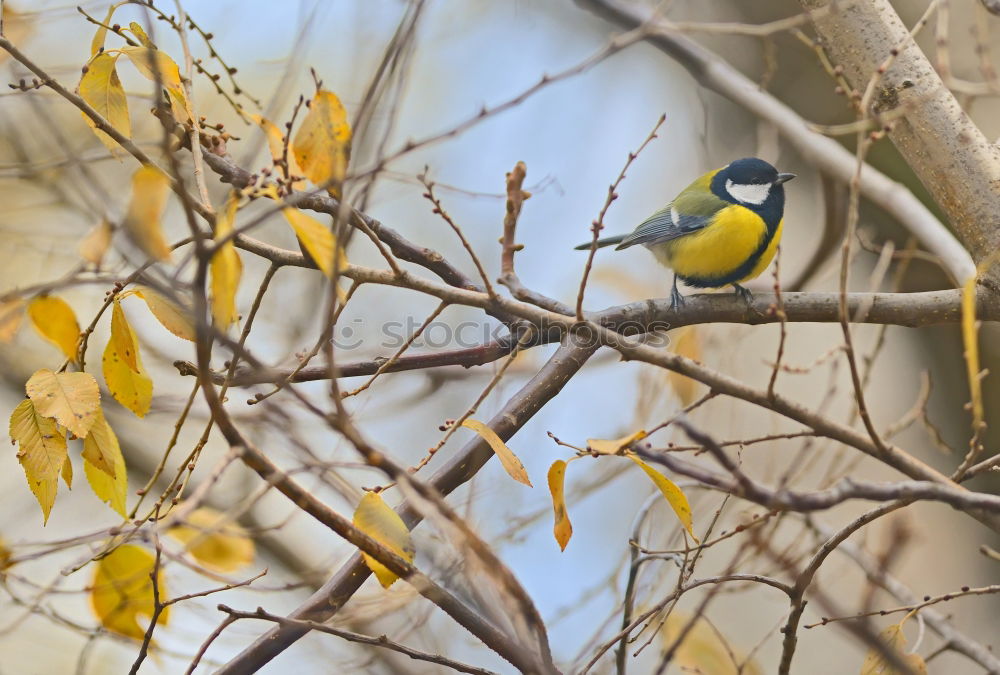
xmin=801 ymin=0 xmax=1000 ymax=287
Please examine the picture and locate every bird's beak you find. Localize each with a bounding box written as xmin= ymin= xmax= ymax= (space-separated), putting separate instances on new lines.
xmin=775 ymin=173 xmax=797 ymax=184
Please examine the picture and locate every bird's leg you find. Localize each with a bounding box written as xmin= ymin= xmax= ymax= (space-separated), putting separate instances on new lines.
xmin=670 ymin=274 xmax=685 ymax=310
xmin=733 ymin=283 xmax=753 ymax=305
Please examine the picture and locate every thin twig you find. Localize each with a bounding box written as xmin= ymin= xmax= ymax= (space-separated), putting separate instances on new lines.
xmin=575 ymin=114 xmax=665 ymax=321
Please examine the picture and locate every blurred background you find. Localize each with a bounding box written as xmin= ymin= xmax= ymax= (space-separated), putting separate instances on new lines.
xmin=0 ymin=0 xmax=997 ymax=672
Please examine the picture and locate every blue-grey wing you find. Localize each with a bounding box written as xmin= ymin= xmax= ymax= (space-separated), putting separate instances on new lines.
xmin=614 ymin=206 xmax=711 ymax=250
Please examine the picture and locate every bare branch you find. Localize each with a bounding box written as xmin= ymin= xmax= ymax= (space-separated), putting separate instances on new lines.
xmin=218 ymin=605 xmax=503 ymax=675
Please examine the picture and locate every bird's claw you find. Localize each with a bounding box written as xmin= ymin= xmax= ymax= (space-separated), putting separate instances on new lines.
xmin=733 ymin=284 xmax=754 ymax=305
xmin=670 ymin=285 xmax=686 ymax=311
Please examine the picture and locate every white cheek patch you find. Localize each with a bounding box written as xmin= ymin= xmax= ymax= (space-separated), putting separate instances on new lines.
xmin=725 ymin=179 xmax=771 ymax=205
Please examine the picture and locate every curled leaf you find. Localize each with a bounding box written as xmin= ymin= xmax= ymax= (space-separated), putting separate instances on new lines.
xmin=83 ymin=409 xmax=127 ymax=517
xmin=210 ymin=193 xmax=242 ymax=329
xmin=352 ymin=491 xmax=415 ymax=588
xmin=89 ymin=2 xmax=125 ymax=56
xmin=127 ymin=22 xmax=155 ymax=49
xmin=27 ymin=295 xmax=80 ymax=362
xmin=626 ymin=453 xmax=697 ymax=542
xmin=78 ymin=51 xmax=130 ymax=155
xmin=587 ymin=429 xmax=648 ymax=455
xmin=461 ymin=419 xmax=532 ymax=487
xmin=119 ymin=46 xmax=189 ymax=120
xmin=250 ymin=114 xmax=304 ymax=187
xmin=547 ymin=460 xmax=573 ymax=550
xmin=81 ymin=406 xmax=117 ymax=479
xmin=961 ymin=276 xmax=983 ymax=430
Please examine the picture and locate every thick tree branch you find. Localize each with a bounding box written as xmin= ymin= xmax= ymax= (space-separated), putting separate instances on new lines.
xmin=800 ymin=0 xmax=1000 ymax=287
xmin=174 ymin=338 xmax=517 ymax=386
xmin=191 ymin=334 xmax=552 ymax=673
xmin=179 ymin=288 xmax=998 ymax=387
xmin=217 ymin=606 xmax=502 ymax=675
xmin=217 ymin=338 xmax=597 ymax=673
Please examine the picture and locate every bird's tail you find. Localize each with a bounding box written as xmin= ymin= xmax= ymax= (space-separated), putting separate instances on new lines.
xmin=573 ymin=234 xmax=625 ymax=251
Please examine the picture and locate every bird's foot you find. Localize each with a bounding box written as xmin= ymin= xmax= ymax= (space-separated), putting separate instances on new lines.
xmin=670 ymin=284 xmax=686 ymax=311
xmin=733 ymin=284 xmax=754 ymax=306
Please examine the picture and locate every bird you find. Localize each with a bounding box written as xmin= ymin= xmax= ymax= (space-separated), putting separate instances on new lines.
xmin=575 ymin=157 xmax=796 ymax=309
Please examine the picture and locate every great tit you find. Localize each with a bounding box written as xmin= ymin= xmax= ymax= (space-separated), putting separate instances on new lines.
xmin=575 ymin=157 xmax=796 ymax=309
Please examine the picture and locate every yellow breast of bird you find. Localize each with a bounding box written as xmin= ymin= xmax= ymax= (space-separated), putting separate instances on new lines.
xmin=651 ymin=205 xmax=774 ymax=281
xmin=739 ymin=218 xmax=783 ymax=283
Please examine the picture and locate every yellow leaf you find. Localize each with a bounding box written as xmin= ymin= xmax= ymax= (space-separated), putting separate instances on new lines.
xmin=83 ymin=410 xmax=127 ymax=517
xmin=9 ymin=399 xmax=67 ymax=524
xmin=110 ymin=300 xmax=139 ymax=373
xmin=78 ymin=51 xmax=130 ymax=155
xmin=61 ymin=453 xmax=73 ymax=488
xmin=292 ymin=89 xmax=351 ymax=197
xmin=102 ymin=329 xmax=152 ymax=418
xmin=167 ymin=507 xmax=255 ymax=573
xmin=210 ymin=193 xmax=242 ymax=329
xmin=461 ymin=419 xmax=532 ymax=487
xmin=127 ymin=22 xmax=155 ymax=49
xmin=625 ymin=453 xmax=697 ymax=542
xmin=668 ymin=327 xmax=702 ymax=405
xmin=587 ymin=429 xmax=648 ymax=455
xmin=79 ymin=219 xmax=113 ymax=265
xmin=119 ymin=46 xmax=189 ymax=120
xmin=861 ymin=622 xmax=928 ymax=675
xmin=90 ymin=2 xmax=125 ymax=56
xmin=28 ymin=295 xmax=80 ymax=362
xmin=282 ymin=208 xmax=347 ymax=278
xmin=90 ymin=544 xmax=168 ymax=640
xmin=352 ymin=491 xmax=415 ymax=589
xmin=0 ymin=297 xmax=25 ymax=343
xmin=123 ymin=165 xmax=172 ymax=262
xmin=251 ymin=114 xmax=286 ymax=163
xmin=961 ymin=277 xmax=983 ymax=430
xmin=250 ymin=114 xmax=304 ymax=181
xmin=547 ymin=460 xmax=573 ymax=551
xmin=82 ymin=406 xmax=116 ymax=479
xmin=661 ymin=612 xmax=763 ymax=675
xmin=25 ymin=369 xmax=100 ymax=438
xmin=133 ymin=286 xmax=195 ymax=341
